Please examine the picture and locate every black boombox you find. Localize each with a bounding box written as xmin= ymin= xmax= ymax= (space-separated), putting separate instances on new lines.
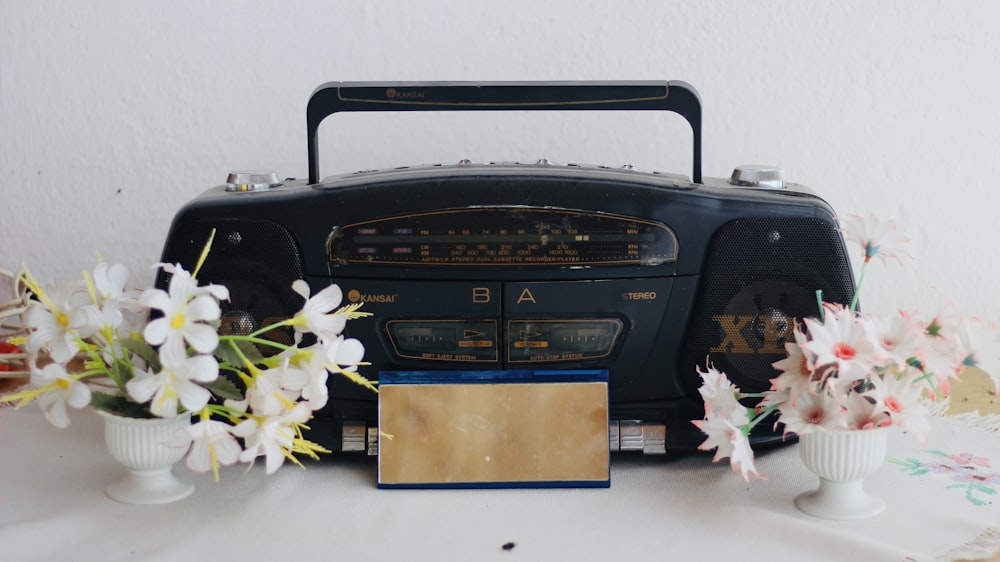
xmin=158 ymin=81 xmax=855 ymax=455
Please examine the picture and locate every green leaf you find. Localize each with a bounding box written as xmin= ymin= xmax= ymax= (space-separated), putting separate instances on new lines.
xmin=119 ymin=334 xmax=161 ymax=372
xmin=971 ymin=484 xmax=997 ymax=495
xmin=109 ymin=360 xmax=133 ymax=390
xmin=90 ymin=391 xmax=156 ymax=419
xmin=204 ymin=373 xmax=244 ymax=401
xmin=215 ymin=338 xmax=266 ymax=369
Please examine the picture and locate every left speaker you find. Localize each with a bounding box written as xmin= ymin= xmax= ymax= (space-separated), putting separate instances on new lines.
xmin=157 ymin=218 xmax=305 ymax=350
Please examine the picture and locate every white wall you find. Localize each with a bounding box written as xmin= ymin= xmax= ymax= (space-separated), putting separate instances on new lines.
xmin=2 ymin=0 xmax=999 ymax=319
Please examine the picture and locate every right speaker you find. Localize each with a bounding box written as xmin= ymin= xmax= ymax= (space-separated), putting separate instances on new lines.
xmin=680 ymin=216 xmax=856 ymax=394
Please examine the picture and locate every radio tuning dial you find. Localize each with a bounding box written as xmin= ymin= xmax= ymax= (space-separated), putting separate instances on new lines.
xmin=225 ymin=170 xmax=282 ymax=192
xmin=729 ymin=165 xmax=785 ymax=189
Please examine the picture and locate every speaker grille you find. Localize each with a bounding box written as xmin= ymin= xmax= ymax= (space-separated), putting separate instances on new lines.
xmin=157 ymin=218 xmax=306 ymax=352
xmin=681 ymin=217 xmax=854 ymax=393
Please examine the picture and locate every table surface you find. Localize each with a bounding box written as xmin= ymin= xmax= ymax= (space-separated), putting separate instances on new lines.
xmin=3 ymin=404 xmax=1000 ymax=562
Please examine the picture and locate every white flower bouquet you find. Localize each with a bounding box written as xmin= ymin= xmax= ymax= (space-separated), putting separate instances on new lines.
xmin=693 ymin=213 xmax=1000 ymax=480
xmin=0 ymin=237 xmax=374 ymax=478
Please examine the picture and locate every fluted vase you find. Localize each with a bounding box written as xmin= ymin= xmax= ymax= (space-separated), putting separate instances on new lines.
xmin=100 ymin=412 xmax=194 ymax=504
xmin=795 ymin=427 xmax=889 ymax=520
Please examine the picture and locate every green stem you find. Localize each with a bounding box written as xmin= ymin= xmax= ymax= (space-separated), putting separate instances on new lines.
xmin=220 ymin=334 xmax=294 ymax=353
xmin=244 ymin=318 xmax=296 ymax=340
xmin=849 ymin=259 xmax=869 ymax=313
xmin=74 ymin=334 xmax=128 ymax=391
xmin=742 ymin=402 xmax=783 ymax=436
xmin=202 ymin=402 xmax=250 ymax=422
xmin=225 ymin=339 xmax=255 ymax=372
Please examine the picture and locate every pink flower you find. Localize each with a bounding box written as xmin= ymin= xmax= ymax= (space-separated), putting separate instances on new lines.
xmin=770 ymin=337 xmax=819 ymax=403
xmin=801 ymin=304 xmax=875 ymax=389
xmin=839 ymin=212 xmax=915 ymax=265
xmin=691 ymin=411 xmax=762 ymax=481
xmin=947 ymin=453 xmax=991 ymax=468
xmin=955 ymin=318 xmax=1000 ymax=396
xmin=695 ymin=363 xmax=744 ymax=418
xmin=865 ymin=313 xmax=920 ymax=369
xmin=867 ymin=368 xmax=930 ymax=440
xmin=776 ymin=391 xmax=846 ymax=435
xmin=843 ymin=393 xmax=890 ymax=430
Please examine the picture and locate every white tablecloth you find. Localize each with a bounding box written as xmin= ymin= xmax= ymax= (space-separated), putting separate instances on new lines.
xmin=2 ymin=406 xmax=999 ymax=562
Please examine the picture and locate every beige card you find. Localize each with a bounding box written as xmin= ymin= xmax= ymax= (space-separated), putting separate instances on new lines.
xmin=378 ymin=382 xmax=609 ymax=487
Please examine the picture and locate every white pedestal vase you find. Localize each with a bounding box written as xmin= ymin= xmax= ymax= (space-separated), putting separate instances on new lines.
xmin=100 ymin=412 xmax=194 ymax=505
xmin=795 ymin=427 xmax=889 ymax=520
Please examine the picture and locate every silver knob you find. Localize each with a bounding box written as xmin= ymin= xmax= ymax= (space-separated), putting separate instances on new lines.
xmin=225 ymin=170 xmax=282 ymax=192
xmin=729 ymin=165 xmax=785 ymax=189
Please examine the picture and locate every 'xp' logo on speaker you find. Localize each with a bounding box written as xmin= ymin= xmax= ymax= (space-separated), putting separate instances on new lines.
xmin=709 ymin=313 xmax=795 ymax=355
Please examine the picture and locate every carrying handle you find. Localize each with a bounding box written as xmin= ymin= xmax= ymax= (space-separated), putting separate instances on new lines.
xmin=306 ymin=80 xmax=702 ymax=184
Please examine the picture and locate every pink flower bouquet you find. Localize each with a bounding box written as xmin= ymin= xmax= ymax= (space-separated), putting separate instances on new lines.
xmin=693 ymin=213 xmax=1000 ymax=480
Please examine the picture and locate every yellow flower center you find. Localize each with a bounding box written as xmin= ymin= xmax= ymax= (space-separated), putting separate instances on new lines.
xmin=170 ymin=312 xmax=186 ymax=330
xmin=154 ymin=381 xmax=179 ymax=412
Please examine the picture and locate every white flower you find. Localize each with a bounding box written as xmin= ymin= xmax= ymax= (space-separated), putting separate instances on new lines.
xmin=325 ymin=336 xmax=365 ymax=371
xmin=91 ymin=261 xmax=145 ymax=314
xmin=169 ymin=418 xmax=243 ymax=476
xmin=156 ymin=263 xmax=230 ymax=301
xmin=246 ymin=361 xmax=308 ymax=417
xmin=140 ymin=265 xmax=225 ymax=359
xmin=77 ymin=300 xmax=124 ymax=342
xmin=31 ymin=363 xmax=92 ymax=428
xmin=283 ymin=343 xmax=331 ymax=410
xmin=23 ymin=282 xmax=93 ymax=363
xmin=233 ymin=403 xmax=313 ymax=474
xmin=92 ymin=262 xmax=129 ymax=300
xmin=125 ymin=353 xmax=219 ymax=417
xmin=290 ymin=280 xmax=349 ymax=343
